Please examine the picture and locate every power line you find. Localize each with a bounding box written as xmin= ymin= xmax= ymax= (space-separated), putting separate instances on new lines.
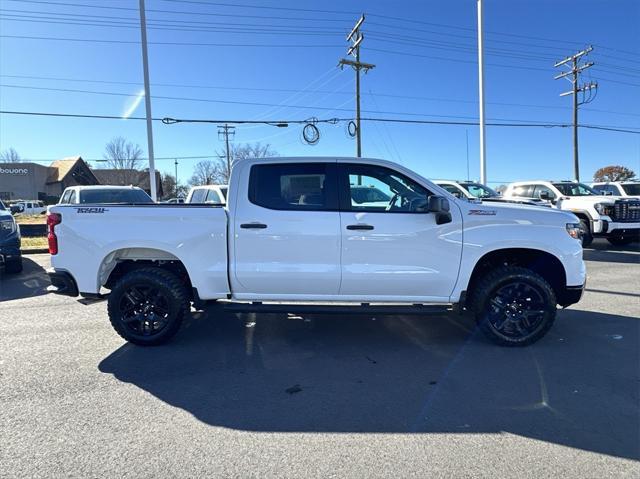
xmin=3 ymin=73 xmax=638 ymax=118
xmin=0 ymin=34 xmax=343 ymax=47
xmin=1 ymin=110 xmax=639 ymax=134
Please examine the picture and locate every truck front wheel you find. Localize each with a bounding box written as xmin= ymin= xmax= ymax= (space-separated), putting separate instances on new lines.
xmin=107 ymin=267 xmax=190 ymax=346
xmin=579 ymin=219 xmax=593 ymax=247
xmin=469 ymin=266 xmax=557 ymax=347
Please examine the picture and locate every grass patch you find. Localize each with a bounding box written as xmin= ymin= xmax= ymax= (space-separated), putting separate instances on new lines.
xmin=15 ymin=214 xmax=47 ymax=225
xmin=21 ymin=236 xmax=48 ymax=250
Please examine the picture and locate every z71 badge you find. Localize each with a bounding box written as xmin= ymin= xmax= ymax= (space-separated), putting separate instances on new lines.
xmin=75 ymin=207 xmax=108 ymax=214
xmin=469 ymin=209 xmax=496 ymax=215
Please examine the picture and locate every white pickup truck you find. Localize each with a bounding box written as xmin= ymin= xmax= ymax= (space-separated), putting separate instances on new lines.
xmin=47 ymin=157 xmax=586 ymax=347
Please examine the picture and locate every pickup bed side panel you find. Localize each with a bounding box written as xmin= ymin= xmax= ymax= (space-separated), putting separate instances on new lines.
xmin=50 ymin=205 xmax=230 ymax=299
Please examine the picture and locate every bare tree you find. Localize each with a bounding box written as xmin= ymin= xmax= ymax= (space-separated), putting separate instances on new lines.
xmin=214 ymin=142 xmax=278 ymax=183
xmin=0 ymin=147 xmax=21 ymax=163
xmin=103 ymin=137 xmax=145 ymax=184
xmin=189 ymin=160 xmax=219 ymax=186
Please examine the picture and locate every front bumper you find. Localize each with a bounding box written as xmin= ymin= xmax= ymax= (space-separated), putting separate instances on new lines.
xmin=594 ymin=218 xmax=640 ymax=236
xmin=46 ymin=268 xmax=79 ymax=297
xmin=558 ymin=283 xmax=585 ymax=308
xmin=0 ymin=242 xmax=21 ymax=269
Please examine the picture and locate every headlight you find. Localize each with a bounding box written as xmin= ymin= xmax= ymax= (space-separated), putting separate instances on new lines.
xmin=594 ymin=203 xmax=613 ymax=216
xmin=0 ymin=219 xmax=16 ymax=234
xmin=566 ymin=222 xmax=583 ymax=240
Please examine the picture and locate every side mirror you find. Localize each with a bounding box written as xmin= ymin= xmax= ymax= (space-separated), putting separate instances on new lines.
xmin=539 ymin=191 xmax=552 ymax=201
xmin=428 ymin=195 xmax=452 ymax=225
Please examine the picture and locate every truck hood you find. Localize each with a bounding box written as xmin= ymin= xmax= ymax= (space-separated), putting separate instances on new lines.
xmin=0 ymin=209 xmax=13 ymax=220
xmin=458 ymin=199 xmax=577 ymax=225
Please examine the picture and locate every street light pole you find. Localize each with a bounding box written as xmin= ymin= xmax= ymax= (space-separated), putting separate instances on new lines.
xmin=138 ymin=0 xmax=157 ymax=201
xmin=477 ymin=0 xmax=487 ymax=185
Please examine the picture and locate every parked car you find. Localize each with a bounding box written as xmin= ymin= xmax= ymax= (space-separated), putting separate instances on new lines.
xmin=0 ymin=199 xmax=22 ymax=274
xmin=58 ymin=186 xmax=153 ymax=205
xmin=47 ymin=157 xmax=585 ymax=347
xmin=435 ymin=180 xmax=547 ymax=207
xmin=591 ymin=181 xmax=640 ymax=198
xmin=503 ymin=180 xmax=640 ymax=246
xmin=12 ymin=200 xmax=46 ymax=215
xmin=162 ymin=197 xmax=185 ymax=204
xmin=186 ymin=185 xmax=228 ymax=204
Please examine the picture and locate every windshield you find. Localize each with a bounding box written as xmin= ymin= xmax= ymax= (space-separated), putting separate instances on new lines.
xmin=80 ymin=189 xmax=153 ymax=204
xmin=622 ymin=184 xmax=640 ymax=196
xmin=552 ymin=183 xmax=598 ymax=196
xmin=0 ymin=200 xmax=6 ymax=210
xmin=460 ymin=183 xmax=498 ymax=199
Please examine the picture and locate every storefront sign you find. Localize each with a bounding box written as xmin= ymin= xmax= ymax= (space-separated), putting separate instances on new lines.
xmin=0 ymin=167 xmax=29 ymax=175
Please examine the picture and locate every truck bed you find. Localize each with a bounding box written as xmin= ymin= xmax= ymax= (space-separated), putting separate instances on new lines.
xmin=48 ymin=203 xmax=229 ymax=299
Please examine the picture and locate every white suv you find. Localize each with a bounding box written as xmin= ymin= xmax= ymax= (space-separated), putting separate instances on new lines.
xmin=503 ymin=181 xmax=640 ymax=246
xmin=591 ymin=181 xmax=640 ymax=198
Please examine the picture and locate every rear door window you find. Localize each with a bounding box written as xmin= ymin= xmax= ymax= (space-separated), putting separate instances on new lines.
xmin=511 ymin=184 xmax=535 ymax=198
xmin=249 ymin=163 xmax=338 ymax=211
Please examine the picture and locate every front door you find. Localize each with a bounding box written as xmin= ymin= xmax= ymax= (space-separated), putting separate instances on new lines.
xmin=338 ymin=163 xmax=463 ymax=301
xmin=232 ymin=161 xmax=341 ymax=298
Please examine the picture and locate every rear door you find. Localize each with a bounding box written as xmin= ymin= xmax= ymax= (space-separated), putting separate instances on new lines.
xmin=232 ymin=161 xmax=341 ymax=298
xmin=338 ymin=162 xmax=463 ymax=301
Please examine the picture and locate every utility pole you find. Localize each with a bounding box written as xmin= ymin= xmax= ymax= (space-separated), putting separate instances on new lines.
xmin=138 ymin=0 xmax=157 ymax=202
xmin=217 ymin=124 xmax=235 ymax=181
xmin=477 ymin=0 xmax=487 ymax=185
xmin=338 ymin=14 xmax=375 ymax=158
xmin=554 ymin=46 xmax=597 ymax=182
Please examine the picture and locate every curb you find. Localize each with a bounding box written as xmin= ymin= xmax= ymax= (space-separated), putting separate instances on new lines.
xmin=21 ymin=248 xmax=49 ymax=255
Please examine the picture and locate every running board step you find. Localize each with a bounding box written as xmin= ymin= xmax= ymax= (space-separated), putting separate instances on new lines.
xmin=222 ymin=302 xmax=452 ymax=316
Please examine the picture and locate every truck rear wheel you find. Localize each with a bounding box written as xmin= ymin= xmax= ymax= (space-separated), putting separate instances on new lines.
xmin=107 ymin=267 xmax=189 ymax=346
xmin=469 ymin=266 xmax=557 ymax=347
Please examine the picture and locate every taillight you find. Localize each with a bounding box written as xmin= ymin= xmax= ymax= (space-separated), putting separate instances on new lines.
xmin=47 ymin=212 xmax=62 ymax=255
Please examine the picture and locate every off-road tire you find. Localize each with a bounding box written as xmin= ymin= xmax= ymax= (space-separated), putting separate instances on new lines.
xmin=4 ymin=257 xmax=23 ymax=274
xmin=107 ymin=267 xmax=189 ymax=346
xmin=469 ymin=266 xmax=557 ymax=347
xmin=579 ymin=218 xmax=593 ymax=247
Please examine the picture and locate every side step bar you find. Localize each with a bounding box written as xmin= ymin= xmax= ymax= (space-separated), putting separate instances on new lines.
xmin=222 ymin=302 xmax=453 ymax=316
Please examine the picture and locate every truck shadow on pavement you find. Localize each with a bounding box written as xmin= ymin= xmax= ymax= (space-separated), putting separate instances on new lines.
xmin=0 ymin=257 xmax=49 ymax=302
xmin=583 ymin=240 xmax=639 ymax=264
xmin=99 ymin=307 xmax=639 ymax=461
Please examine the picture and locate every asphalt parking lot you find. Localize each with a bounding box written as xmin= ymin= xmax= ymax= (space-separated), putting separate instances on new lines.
xmin=1 ymin=240 xmax=638 ymax=478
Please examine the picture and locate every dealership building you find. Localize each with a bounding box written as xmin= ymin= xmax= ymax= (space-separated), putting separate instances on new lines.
xmin=0 ymin=156 xmax=162 ymax=202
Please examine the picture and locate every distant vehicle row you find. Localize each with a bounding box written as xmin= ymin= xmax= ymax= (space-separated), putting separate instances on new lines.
xmin=503 ymin=180 xmax=640 ymax=246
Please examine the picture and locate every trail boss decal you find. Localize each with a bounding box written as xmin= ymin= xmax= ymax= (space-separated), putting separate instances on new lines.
xmin=469 ymin=209 xmax=496 ymax=216
xmin=75 ymin=207 xmax=108 ymax=214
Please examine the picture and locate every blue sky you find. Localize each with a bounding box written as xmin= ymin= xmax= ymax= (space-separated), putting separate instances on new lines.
xmin=0 ymin=0 xmax=639 ymax=186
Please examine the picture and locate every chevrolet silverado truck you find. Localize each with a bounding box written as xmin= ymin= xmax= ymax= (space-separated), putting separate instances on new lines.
xmin=47 ymin=157 xmax=586 ymax=347
xmin=503 ymin=180 xmax=640 ymax=246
